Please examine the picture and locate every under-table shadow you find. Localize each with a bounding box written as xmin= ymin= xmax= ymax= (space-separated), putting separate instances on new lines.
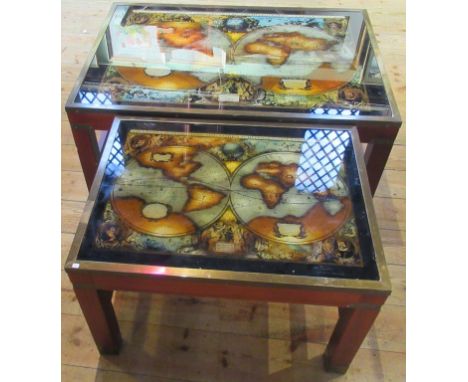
xmin=92 ymin=291 xmax=387 ymax=382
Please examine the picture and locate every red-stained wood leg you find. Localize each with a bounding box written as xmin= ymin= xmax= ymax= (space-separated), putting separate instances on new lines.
xmin=364 ymin=137 xmax=396 ymax=196
xmin=73 ymin=288 xmax=122 ymax=354
xmin=70 ymin=125 xmax=100 ymax=190
xmin=323 ymin=306 xmax=381 ymax=373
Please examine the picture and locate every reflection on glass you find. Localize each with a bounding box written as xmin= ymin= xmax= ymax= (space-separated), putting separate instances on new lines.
xmin=295 ymin=130 xmax=350 ymax=193
xmin=104 ymin=134 xmax=125 ymax=178
xmin=77 ymin=90 xmax=113 ymax=106
xmin=74 ymin=5 xmax=391 ymax=115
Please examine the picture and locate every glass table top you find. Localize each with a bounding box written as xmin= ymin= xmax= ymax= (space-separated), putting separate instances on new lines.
xmin=77 ymin=119 xmax=380 ymax=281
xmin=70 ymin=4 xmax=394 ymax=119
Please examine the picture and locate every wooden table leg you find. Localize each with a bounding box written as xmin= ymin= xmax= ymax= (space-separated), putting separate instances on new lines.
xmin=364 ymin=137 xmax=396 ymax=196
xmin=70 ymin=124 xmax=100 ymax=190
xmin=323 ymin=306 xmax=380 ymax=373
xmin=73 ymin=287 xmax=122 ymax=354
xmin=67 ymin=111 xmax=116 ymax=190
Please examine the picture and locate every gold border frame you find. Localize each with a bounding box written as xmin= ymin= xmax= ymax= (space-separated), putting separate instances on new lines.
xmin=65 ymin=116 xmax=391 ymax=295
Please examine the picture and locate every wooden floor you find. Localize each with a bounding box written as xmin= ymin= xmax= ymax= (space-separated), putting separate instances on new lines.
xmin=61 ymin=1 xmax=406 ymax=380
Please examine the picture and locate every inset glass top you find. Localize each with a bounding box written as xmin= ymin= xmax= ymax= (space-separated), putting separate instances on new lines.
xmin=71 ymin=5 xmax=393 ymax=118
xmin=77 ymin=119 xmax=380 ymax=280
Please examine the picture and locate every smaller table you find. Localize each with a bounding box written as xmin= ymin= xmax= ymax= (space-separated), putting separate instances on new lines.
xmin=65 ymin=116 xmax=391 ymax=374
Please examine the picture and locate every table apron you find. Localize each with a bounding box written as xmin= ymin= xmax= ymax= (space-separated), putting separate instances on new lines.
xmin=67 ymin=271 xmax=388 ymax=309
xmin=66 ymin=110 xmax=400 ymax=140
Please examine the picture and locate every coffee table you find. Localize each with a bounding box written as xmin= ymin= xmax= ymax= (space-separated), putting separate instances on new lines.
xmin=65 ymin=3 xmax=401 ymax=195
xmin=65 ymin=116 xmax=391 ymax=374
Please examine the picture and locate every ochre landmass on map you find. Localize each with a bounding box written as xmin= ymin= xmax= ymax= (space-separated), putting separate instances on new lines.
xmin=183 ymin=184 xmax=226 ymax=212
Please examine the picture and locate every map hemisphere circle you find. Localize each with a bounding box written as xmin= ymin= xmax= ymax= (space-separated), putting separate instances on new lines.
xmin=111 ymin=149 xmax=231 ymax=237
xmin=230 ymin=151 xmax=352 ymax=244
